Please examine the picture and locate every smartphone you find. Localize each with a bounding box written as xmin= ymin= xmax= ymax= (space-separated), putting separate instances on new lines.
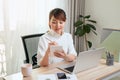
xmin=56 ymin=73 xmax=67 ymax=80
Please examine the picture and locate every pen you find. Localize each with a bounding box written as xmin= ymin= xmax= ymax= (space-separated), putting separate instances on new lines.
xmin=106 ymin=51 xmax=109 ymax=58
xmin=108 ymin=52 xmax=111 ymax=58
xmin=106 ymin=51 xmax=114 ymax=58
xmin=45 ymin=37 xmax=52 ymax=42
xmin=106 ymin=51 xmax=111 ymax=58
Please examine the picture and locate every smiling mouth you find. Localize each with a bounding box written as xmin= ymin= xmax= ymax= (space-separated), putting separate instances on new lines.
xmin=56 ymin=28 xmax=62 ymax=30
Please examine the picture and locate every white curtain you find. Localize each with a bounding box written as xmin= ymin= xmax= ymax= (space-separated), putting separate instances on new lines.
xmin=0 ymin=0 xmax=71 ymax=75
xmin=3 ymin=0 xmax=46 ymax=75
xmin=67 ymin=0 xmax=85 ymax=53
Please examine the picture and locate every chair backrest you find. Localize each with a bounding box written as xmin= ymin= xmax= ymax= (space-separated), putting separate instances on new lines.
xmin=21 ymin=33 xmax=44 ymax=68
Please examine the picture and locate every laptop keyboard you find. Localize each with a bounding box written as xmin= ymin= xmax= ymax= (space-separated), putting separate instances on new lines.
xmin=64 ymin=66 xmax=74 ymax=72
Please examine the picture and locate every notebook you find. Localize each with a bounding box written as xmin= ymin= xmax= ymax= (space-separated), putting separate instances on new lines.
xmin=57 ymin=47 xmax=105 ymax=74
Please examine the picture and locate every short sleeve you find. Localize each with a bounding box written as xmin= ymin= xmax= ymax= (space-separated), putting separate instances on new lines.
xmin=37 ymin=36 xmax=48 ymax=65
xmin=67 ymin=34 xmax=77 ymax=56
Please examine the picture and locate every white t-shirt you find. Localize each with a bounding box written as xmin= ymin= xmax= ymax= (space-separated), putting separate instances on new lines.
xmin=37 ymin=30 xmax=77 ymax=65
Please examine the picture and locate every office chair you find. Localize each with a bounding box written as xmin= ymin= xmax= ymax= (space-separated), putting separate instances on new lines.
xmin=21 ymin=33 xmax=44 ymax=69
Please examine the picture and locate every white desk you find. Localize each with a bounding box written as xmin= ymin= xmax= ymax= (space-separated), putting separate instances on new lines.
xmin=4 ymin=59 xmax=120 ymax=80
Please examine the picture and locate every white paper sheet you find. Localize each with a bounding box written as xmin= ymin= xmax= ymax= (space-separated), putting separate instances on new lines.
xmin=37 ymin=74 xmax=77 ymax=80
xmin=37 ymin=74 xmax=56 ymax=80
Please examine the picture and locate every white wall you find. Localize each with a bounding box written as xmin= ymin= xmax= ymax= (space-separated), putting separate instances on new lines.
xmin=85 ymin=0 xmax=120 ymax=29
xmin=85 ymin=0 xmax=120 ymax=49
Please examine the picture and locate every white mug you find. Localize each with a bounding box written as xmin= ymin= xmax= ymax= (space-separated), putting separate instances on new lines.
xmin=21 ymin=63 xmax=32 ymax=77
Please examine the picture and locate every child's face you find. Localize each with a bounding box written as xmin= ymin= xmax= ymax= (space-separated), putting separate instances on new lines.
xmin=49 ymin=16 xmax=65 ymax=35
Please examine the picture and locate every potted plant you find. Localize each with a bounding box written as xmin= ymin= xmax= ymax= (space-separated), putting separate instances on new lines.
xmin=74 ymin=15 xmax=97 ymax=50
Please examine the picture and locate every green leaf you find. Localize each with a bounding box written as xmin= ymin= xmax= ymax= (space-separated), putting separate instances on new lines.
xmin=79 ymin=15 xmax=84 ymax=18
xmin=87 ymin=41 xmax=92 ymax=48
xmin=74 ymin=20 xmax=83 ymax=27
xmin=91 ymin=29 xmax=97 ymax=35
xmin=83 ymin=24 xmax=91 ymax=33
xmin=84 ymin=15 xmax=90 ymax=18
xmin=75 ymin=27 xmax=85 ymax=36
xmin=87 ymin=20 xmax=97 ymax=23
xmin=78 ymin=30 xmax=85 ymax=36
xmin=87 ymin=24 xmax=96 ymax=30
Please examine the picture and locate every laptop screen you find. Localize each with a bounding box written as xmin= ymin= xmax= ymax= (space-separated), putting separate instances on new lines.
xmin=57 ymin=47 xmax=105 ymax=74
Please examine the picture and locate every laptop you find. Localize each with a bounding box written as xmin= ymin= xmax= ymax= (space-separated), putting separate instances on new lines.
xmin=57 ymin=47 xmax=105 ymax=74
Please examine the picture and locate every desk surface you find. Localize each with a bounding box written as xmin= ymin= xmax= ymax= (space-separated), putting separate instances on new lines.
xmin=4 ymin=59 xmax=120 ymax=80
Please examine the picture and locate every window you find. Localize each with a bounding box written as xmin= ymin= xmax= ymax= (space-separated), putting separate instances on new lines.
xmin=0 ymin=44 xmax=6 ymax=76
xmin=0 ymin=0 xmax=4 ymax=31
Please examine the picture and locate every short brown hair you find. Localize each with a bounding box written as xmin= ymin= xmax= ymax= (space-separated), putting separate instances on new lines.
xmin=49 ymin=8 xmax=66 ymax=21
